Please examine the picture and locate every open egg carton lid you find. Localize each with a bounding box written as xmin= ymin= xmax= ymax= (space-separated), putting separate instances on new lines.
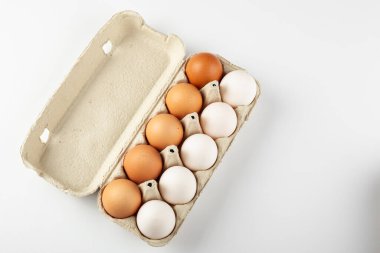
xmin=20 ymin=11 xmax=187 ymax=196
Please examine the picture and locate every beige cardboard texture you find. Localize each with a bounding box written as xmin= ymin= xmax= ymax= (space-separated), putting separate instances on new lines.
xmin=21 ymin=11 xmax=261 ymax=246
xmin=21 ymin=11 xmax=185 ymax=196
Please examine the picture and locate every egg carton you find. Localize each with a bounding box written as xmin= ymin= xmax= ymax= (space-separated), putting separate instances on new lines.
xmin=20 ymin=11 xmax=261 ymax=246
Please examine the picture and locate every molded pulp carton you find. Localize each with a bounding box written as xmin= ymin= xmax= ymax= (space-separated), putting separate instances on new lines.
xmin=21 ymin=11 xmax=261 ymax=246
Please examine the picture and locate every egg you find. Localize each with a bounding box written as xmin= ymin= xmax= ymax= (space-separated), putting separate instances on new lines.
xmin=123 ymin=144 xmax=162 ymax=184
xmin=136 ymin=200 xmax=176 ymax=239
xmin=159 ymin=166 xmax=197 ymax=204
xmin=101 ymin=179 xmax=142 ymax=219
xmin=180 ymin=134 xmax=218 ymax=171
xmin=200 ymin=102 xmax=237 ymax=138
xmin=146 ymin=114 xmax=184 ymax=151
xmin=165 ymin=83 xmax=203 ymax=119
xmin=220 ymin=70 xmax=257 ymax=107
xmin=185 ymin=52 xmax=223 ymax=89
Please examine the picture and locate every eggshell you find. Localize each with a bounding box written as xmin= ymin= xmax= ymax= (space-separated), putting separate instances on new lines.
xmin=123 ymin=144 xmax=162 ymax=184
xmin=159 ymin=166 xmax=197 ymax=204
xmin=165 ymin=83 xmax=203 ymax=119
xmin=180 ymin=134 xmax=218 ymax=171
xmin=146 ymin=114 xmax=184 ymax=150
xmin=185 ymin=52 xmax=223 ymax=89
xmin=101 ymin=179 xmax=142 ymax=219
xmin=220 ymin=70 xmax=257 ymax=107
xmin=136 ymin=200 xmax=176 ymax=239
xmin=200 ymin=102 xmax=237 ymax=139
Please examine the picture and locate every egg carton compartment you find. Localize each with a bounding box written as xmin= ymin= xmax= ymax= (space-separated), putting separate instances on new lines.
xmin=20 ymin=11 xmax=260 ymax=247
xmin=97 ymin=57 xmax=260 ymax=246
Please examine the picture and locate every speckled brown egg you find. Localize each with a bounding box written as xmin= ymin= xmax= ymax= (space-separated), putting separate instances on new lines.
xmin=123 ymin=144 xmax=162 ymax=184
xmin=101 ymin=179 xmax=142 ymax=219
xmin=146 ymin=114 xmax=184 ymax=151
xmin=165 ymin=83 xmax=203 ymax=119
xmin=185 ymin=52 xmax=223 ymax=89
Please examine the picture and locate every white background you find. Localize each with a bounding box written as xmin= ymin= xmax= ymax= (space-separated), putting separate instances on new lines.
xmin=1 ymin=1 xmax=380 ymax=252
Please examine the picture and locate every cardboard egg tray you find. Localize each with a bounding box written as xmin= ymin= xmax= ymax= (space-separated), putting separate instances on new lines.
xmin=20 ymin=11 xmax=260 ymax=246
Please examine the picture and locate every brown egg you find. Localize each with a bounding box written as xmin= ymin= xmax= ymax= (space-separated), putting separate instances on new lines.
xmin=146 ymin=114 xmax=184 ymax=150
xmin=123 ymin=144 xmax=163 ymax=184
xmin=165 ymin=83 xmax=203 ymax=119
xmin=101 ymin=179 xmax=142 ymax=219
xmin=185 ymin=52 xmax=223 ymax=89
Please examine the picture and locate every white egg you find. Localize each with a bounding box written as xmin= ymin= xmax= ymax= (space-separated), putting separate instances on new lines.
xmin=180 ymin=134 xmax=218 ymax=171
xmin=220 ymin=70 xmax=257 ymax=107
xmin=200 ymin=102 xmax=237 ymax=138
xmin=159 ymin=166 xmax=197 ymax=204
xmin=136 ymin=200 xmax=176 ymax=239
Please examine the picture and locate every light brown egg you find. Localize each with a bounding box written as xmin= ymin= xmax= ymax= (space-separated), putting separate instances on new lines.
xmin=185 ymin=52 xmax=223 ymax=89
xmin=123 ymin=144 xmax=163 ymax=184
xmin=165 ymin=83 xmax=203 ymax=119
xmin=101 ymin=179 xmax=142 ymax=219
xmin=146 ymin=114 xmax=184 ymax=151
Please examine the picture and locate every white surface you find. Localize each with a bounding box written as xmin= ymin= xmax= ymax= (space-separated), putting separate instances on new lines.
xmin=1 ymin=0 xmax=380 ymax=252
